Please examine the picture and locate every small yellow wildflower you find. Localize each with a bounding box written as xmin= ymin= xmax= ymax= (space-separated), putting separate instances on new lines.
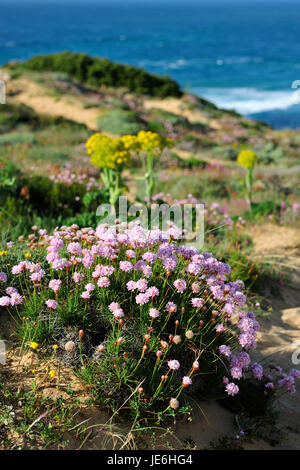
xmin=25 ymin=253 xmax=32 ymax=258
xmin=30 ymin=342 xmax=39 ymax=350
xmin=53 ymin=344 xmax=59 ymax=351
xmin=237 ymin=149 xmax=258 ymax=168
xmin=49 ymin=370 xmax=56 ymax=378
xmin=0 ymin=251 xmax=7 ymax=256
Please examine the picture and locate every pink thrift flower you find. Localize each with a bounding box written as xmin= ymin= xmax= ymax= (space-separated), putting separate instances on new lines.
xmin=146 ymin=286 xmax=159 ymax=298
xmin=45 ymin=299 xmax=58 ymax=309
xmin=225 ymin=382 xmax=239 ymax=396
xmin=265 ymin=382 xmax=274 ymax=390
xmin=73 ymin=272 xmax=84 ymax=283
xmin=126 ymin=280 xmax=136 ymax=291
xmin=67 ymin=242 xmax=82 ymax=255
xmin=85 ymin=283 xmax=95 ymax=292
xmin=125 ymin=249 xmax=136 ymax=259
xmin=113 ymin=308 xmax=124 ymax=319
xmin=136 ymin=279 xmax=148 ymax=292
xmin=6 ymin=287 xmax=17 ymax=295
xmin=182 ymin=376 xmax=192 ymax=387
xmin=49 ymin=279 xmax=62 ymax=293
xmin=191 ymin=283 xmax=201 ymax=293
xmin=0 ymin=296 xmax=11 ymax=307
xmin=119 ymin=261 xmax=133 ymax=273
xmin=97 ymin=277 xmax=110 ymax=288
xmin=12 ymin=265 xmax=23 ymax=275
xmin=81 ymin=291 xmax=90 ymax=300
xmin=136 ymin=293 xmax=150 ymax=305
xmin=149 ymin=308 xmax=160 ymax=319
xmin=166 ymin=302 xmax=177 ymax=313
xmin=163 ymin=256 xmax=178 ymax=271
xmin=173 ymin=279 xmax=187 ymax=293
xmin=142 ymin=252 xmax=157 ymax=263
xmin=191 ymin=297 xmax=203 ymax=308
xmin=219 ymin=345 xmax=231 ymax=357
xmin=141 ymin=265 xmax=152 ymax=278
xmin=109 ymin=302 xmax=121 ymax=312
xmin=216 ymin=324 xmax=225 ymax=333
xmin=168 ymin=360 xmax=180 ymax=370
xmin=10 ymin=292 xmax=23 ymax=306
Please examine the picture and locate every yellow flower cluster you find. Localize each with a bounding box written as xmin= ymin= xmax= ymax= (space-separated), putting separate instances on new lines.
xmin=136 ymin=130 xmax=172 ymax=152
xmin=86 ymin=134 xmax=132 ymax=170
xmin=237 ymin=149 xmax=258 ymax=168
xmin=86 ymin=131 xmax=172 ymax=170
xmin=0 ymin=251 xmax=7 ymax=257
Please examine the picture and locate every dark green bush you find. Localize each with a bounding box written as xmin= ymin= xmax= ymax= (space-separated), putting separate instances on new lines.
xmin=11 ymin=52 xmax=182 ymax=98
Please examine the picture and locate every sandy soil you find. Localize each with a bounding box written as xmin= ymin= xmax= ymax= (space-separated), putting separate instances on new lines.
xmin=143 ymin=97 xmax=222 ymax=130
xmin=7 ymin=77 xmax=100 ymax=130
xmin=248 ymin=223 xmax=300 ymax=450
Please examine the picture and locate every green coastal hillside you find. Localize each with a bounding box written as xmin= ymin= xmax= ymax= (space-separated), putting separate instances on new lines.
xmin=8 ymin=51 xmax=182 ymax=98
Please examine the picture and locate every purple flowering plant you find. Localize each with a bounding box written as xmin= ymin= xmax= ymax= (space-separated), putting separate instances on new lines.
xmin=0 ymin=222 xmax=298 ymax=420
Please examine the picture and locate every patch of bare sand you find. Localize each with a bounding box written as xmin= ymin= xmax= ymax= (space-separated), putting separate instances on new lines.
xmin=250 ymin=223 xmax=300 ymax=449
xmin=252 ymin=223 xmax=300 ymax=256
xmin=7 ymin=77 xmax=100 ymax=130
xmin=143 ymin=97 xmax=221 ymax=130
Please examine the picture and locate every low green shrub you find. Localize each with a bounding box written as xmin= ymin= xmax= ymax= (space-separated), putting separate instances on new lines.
xmin=97 ymin=109 xmax=144 ymax=135
xmin=0 ymin=132 xmax=36 ymax=145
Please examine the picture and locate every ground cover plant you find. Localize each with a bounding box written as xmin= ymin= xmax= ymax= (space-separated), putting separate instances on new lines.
xmin=1 ymin=222 xmax=299 ymax=424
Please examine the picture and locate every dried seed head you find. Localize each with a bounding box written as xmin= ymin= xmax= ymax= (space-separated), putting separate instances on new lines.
xmin=169 ymin=398 xmax=179 ymax=410
xmin=65 ymin=341 xmax=76 ymax=352
xmin=185 ymin=330 xmax=194 ymax=340
xmin=173 ymin=335 xmax=182 ymax=345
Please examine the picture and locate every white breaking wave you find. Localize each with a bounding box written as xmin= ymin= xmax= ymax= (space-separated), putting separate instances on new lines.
xmin=192 ymin=87 xmax=296 ymax=114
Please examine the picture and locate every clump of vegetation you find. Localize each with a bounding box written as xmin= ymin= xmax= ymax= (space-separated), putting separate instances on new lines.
xmin=87 ymin=131 xmax=172 ymax=204
xmin=9 ymin=52 xmax=182 ymax=98
xmin=97 ymin=109 xmax=144 ymax=135
xmin=1 ymin=223 xmax=298 ymax=428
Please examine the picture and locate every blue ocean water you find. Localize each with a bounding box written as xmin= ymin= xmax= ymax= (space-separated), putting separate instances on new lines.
xmin=1 ymin=0 xmax=300 ymax=129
